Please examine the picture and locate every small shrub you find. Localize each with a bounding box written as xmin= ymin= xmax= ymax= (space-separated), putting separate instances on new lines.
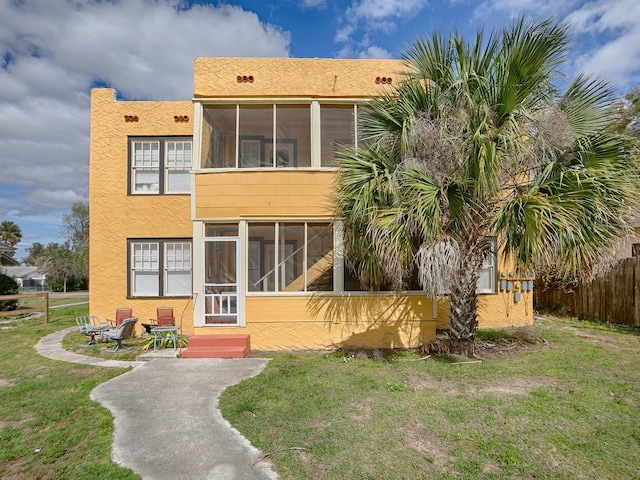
xmin=0 ymin=273 xmax=19 ymax=311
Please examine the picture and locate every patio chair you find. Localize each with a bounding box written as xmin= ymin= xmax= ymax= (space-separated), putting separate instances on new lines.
xmin=107 ymin=308 xmax=133 ymax=327
xmin=76 ymin=316 xmax=110 ymax=345
xmin=142 ymin=306 xmax=175 ymax=334
xmin=105 ymin=317 xmax=138 ymax=352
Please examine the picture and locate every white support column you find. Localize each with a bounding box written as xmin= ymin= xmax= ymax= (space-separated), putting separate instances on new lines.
xmin=311 ymin=101 xmax=321 ymax=167
xmin=192 ymin=221 xmax=204 ymax=327
xmin=334 ymin=220 xmax=344 ymax=292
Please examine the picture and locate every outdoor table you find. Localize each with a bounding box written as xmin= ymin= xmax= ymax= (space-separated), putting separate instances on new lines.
xmin=150 ymin=326 xmax=180 ymax=352
xmin=83 ymin=324 xmax=110 ymax=346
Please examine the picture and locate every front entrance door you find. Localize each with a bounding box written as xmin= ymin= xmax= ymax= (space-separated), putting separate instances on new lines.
xmin=203 ymin=237 xmax=240 ymax=325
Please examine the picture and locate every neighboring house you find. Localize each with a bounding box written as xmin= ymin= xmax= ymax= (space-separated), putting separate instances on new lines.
xmin=1 ymin=266 xmax=47 ymax=290
xmin=89 ymin=57 xmax=533 ymax=351
xmin=0 ymin=243 xmax=18 ymax=266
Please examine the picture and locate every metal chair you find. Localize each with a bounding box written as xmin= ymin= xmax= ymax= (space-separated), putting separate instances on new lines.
xmin=105 ymin=317 xmax=138 ymax=352
xmin=107 ymin=308 xmax=133 ymax=327
xmin=76 ymin=316 xmax=110 ymax=345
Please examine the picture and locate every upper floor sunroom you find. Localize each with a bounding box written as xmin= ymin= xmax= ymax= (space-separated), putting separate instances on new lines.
xmin=193 ymin=57 xmax=404 ymax=170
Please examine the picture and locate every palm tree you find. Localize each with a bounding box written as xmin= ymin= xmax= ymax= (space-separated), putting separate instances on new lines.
xmin=334 ymin=18 xmax=640 ymax=356
xmin=0 ymin=221 xmax=22 ymax=247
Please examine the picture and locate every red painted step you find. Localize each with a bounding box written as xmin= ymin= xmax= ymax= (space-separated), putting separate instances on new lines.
xmin=181 ymin=334 xmax=250 ymax=358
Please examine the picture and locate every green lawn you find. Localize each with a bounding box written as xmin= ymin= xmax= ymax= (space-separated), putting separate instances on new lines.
xmin=2 ymin=309 xmax=639 ymax=479
xmin=19 ymin=293 xmax=89 ymax=309
xmin=220 ymin=317 xmax=640 ymax=480
xmin=0 ymin=305 xmax=139 ymax=479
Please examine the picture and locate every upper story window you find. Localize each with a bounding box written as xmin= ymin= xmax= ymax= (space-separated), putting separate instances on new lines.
xmin=202 ymin=104 xmax=311 ymax=169
xmin=200 ymin=102 xmax=364 ymax=169
xmin=130 ymin=137 xmax=192 ymax=194
xmin=320 ymin=105 xmax=357 ymax=166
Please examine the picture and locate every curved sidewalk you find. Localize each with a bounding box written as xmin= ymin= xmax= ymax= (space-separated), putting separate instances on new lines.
xmin=35 ymin=326 xmax=145 ymax=368
xmin=35 ymin=328 xmax=277 ymax=480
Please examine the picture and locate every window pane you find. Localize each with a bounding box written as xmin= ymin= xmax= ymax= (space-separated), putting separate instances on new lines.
xmin=247 ymin=223 xmax=275 ymax=291
xmin=167 ymin=170 xmax=190 ymax=192
xmin=276 ymin=105 xmax=310 ymax=167
xmin=167 ymin=271 xmax=191 ymax=295
xmin=239 ymin=105 xmax=272 ymax=168
xmin=134 ymin=169 xmax=160 ymax=192
xmin=166 ymin=141 xmax=192 ymax=193
xmin=166 ymin=243 xmax=191 ymax=269
xmin=202 ymin=106 xmax=236 ymax=168
xmin=134 ymin=272 xmax=159 ymax=295
xmin=204 ymin=241 xmax=236 ymax=285
xmin=279 ymin=223 xmax=304 ymax=291
xmin=166 ymin=141 xmax=192 ymax=167
xmin=307 ymin=223 xmax=333 ymax=291
xmin=133 ymin=243 xmax=158 ymax=270
xmin=134 ymin=141 xmax=160 ymax=167
xmin=205 ymin=224 xmax=238 ymax=237
xmin=321 ymin=105 xmax=355 ymax=166
xmin=477 ymin=252 xmax=496 ymax=293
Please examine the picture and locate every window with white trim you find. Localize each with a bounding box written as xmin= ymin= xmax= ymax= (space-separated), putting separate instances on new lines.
xmin=477 ymin=250 xmax=497 ymax=294
xmin=130 ymin=137 xmax=192 ymax=194
xmin=129 ymin=239 xmax=192 ymax=297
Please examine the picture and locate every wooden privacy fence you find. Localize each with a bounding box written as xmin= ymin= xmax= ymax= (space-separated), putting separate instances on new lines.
xmin=535 ymin=256 xmax=640 ymax=326
xmin=0 ymin=292 xmax=49 ymax=323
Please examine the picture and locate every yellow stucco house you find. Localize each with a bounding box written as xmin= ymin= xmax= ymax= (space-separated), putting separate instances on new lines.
xmin=89 ymin=57 xmax=533 ymax=356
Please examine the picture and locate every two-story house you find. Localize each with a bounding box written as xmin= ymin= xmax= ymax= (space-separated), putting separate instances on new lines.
xmin=89 ymin=57 xmax=533 ymax=356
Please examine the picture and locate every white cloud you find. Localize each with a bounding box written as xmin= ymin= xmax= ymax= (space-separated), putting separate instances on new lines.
xmin=467 ymin=0 xmax=639 ymax=90
xmin=566 ymin=0 xmax=640 ymax=89
xmin=335 ymin=0 xmax=428 ymax=58
xmin=0 ymin=0 xmax=290 ymax=253
xmin=301 ymin=0 xmax=327 ymax=8
xmin=358 ymin=45 xmax=393 ymax=59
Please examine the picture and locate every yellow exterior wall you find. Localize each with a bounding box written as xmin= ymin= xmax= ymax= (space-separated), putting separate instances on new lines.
xmin=196 ymin=295 xmax=437 ymax=350
xmin=194 ymin=57 xmax=405 ymax=98
xmin=89 ymin=89 xmax=194 ymax=334
xmin=195 ymin=171 xmax=334 ymax=218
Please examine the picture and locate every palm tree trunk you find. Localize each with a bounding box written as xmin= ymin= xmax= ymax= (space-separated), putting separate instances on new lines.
xmin=448 ymin=246 xmax=483 ymax=356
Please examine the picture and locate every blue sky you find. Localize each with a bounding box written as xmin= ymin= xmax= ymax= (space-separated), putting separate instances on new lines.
xmin=1 ymin=0 xmax=639 ymax=261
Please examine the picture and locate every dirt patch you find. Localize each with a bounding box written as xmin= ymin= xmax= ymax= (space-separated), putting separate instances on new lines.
xmin=409 ymin=374 xmax=553 ymax=396
xmin=403 ymin=424 xmax=453 ymax=470
xmin=560 ymin=326 xmax=633 ymax=349
xmin=463 ymin=376 xmax=553 ymax=396
xmin=0 ymin=378 xmax=15 ymax=388
xmin=348 ymin=398 xmax=374 ymax=423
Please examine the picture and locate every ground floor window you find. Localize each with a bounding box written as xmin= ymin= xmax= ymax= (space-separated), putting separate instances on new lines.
xmin=129 ymin=239 xmax=191 ymax=297
xmin=198 ymin=222 xmax=497 ymax=296
xmin=247 ymin=222 xmax=333 ymax=292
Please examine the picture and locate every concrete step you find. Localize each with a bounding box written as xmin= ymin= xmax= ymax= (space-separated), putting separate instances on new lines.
xmin=182 ymin=334 xmax=250 ymax=358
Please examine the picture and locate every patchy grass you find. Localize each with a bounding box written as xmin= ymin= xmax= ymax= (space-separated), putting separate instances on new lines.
xmin=62 ymin=328 xmax=184 ymax=362
xmin=62 ymin=330 xmax=152 ymax=362
xmin=0 ymin=306 xmax=138 ymax=479
xmin=220 ymin=316 xmax=640 ymax=480
xmin=18 ymin=293 xmax=88 ymax=309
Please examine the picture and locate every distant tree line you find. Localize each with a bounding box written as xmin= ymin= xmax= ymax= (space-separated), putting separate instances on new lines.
xmin=22 ymin=202 xmax=89 ymax=293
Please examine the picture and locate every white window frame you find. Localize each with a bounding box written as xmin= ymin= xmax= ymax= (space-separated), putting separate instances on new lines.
xmin=164 ymin=242 xmax=192 ymax=296
xmin=165 ymin=140 xmax=192 ymax=193
xmin=131 ymin=242 xmax=159 ymax=296
xmin=477 ymin=248 xmax=497 ymax=294
xmin=129 ymin=137 xmax=192 ymax=195
xmin=129 ymin=239 xmax=192 ymax=298
xmin=131 ymin=141 xmax=160 ymax=194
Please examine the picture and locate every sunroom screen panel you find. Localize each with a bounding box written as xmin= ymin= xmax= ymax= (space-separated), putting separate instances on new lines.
xmin=320 ymin=105 xmax=355 ymax=166
xmin=202 ymin=106 xmax=236 ymax=168
xmin=276 ymin=105 xmax=311 ymax=167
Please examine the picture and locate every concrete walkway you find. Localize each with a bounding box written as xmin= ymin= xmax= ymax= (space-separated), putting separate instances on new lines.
xmin=35 ymin=328 xmax=277 ymax=480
